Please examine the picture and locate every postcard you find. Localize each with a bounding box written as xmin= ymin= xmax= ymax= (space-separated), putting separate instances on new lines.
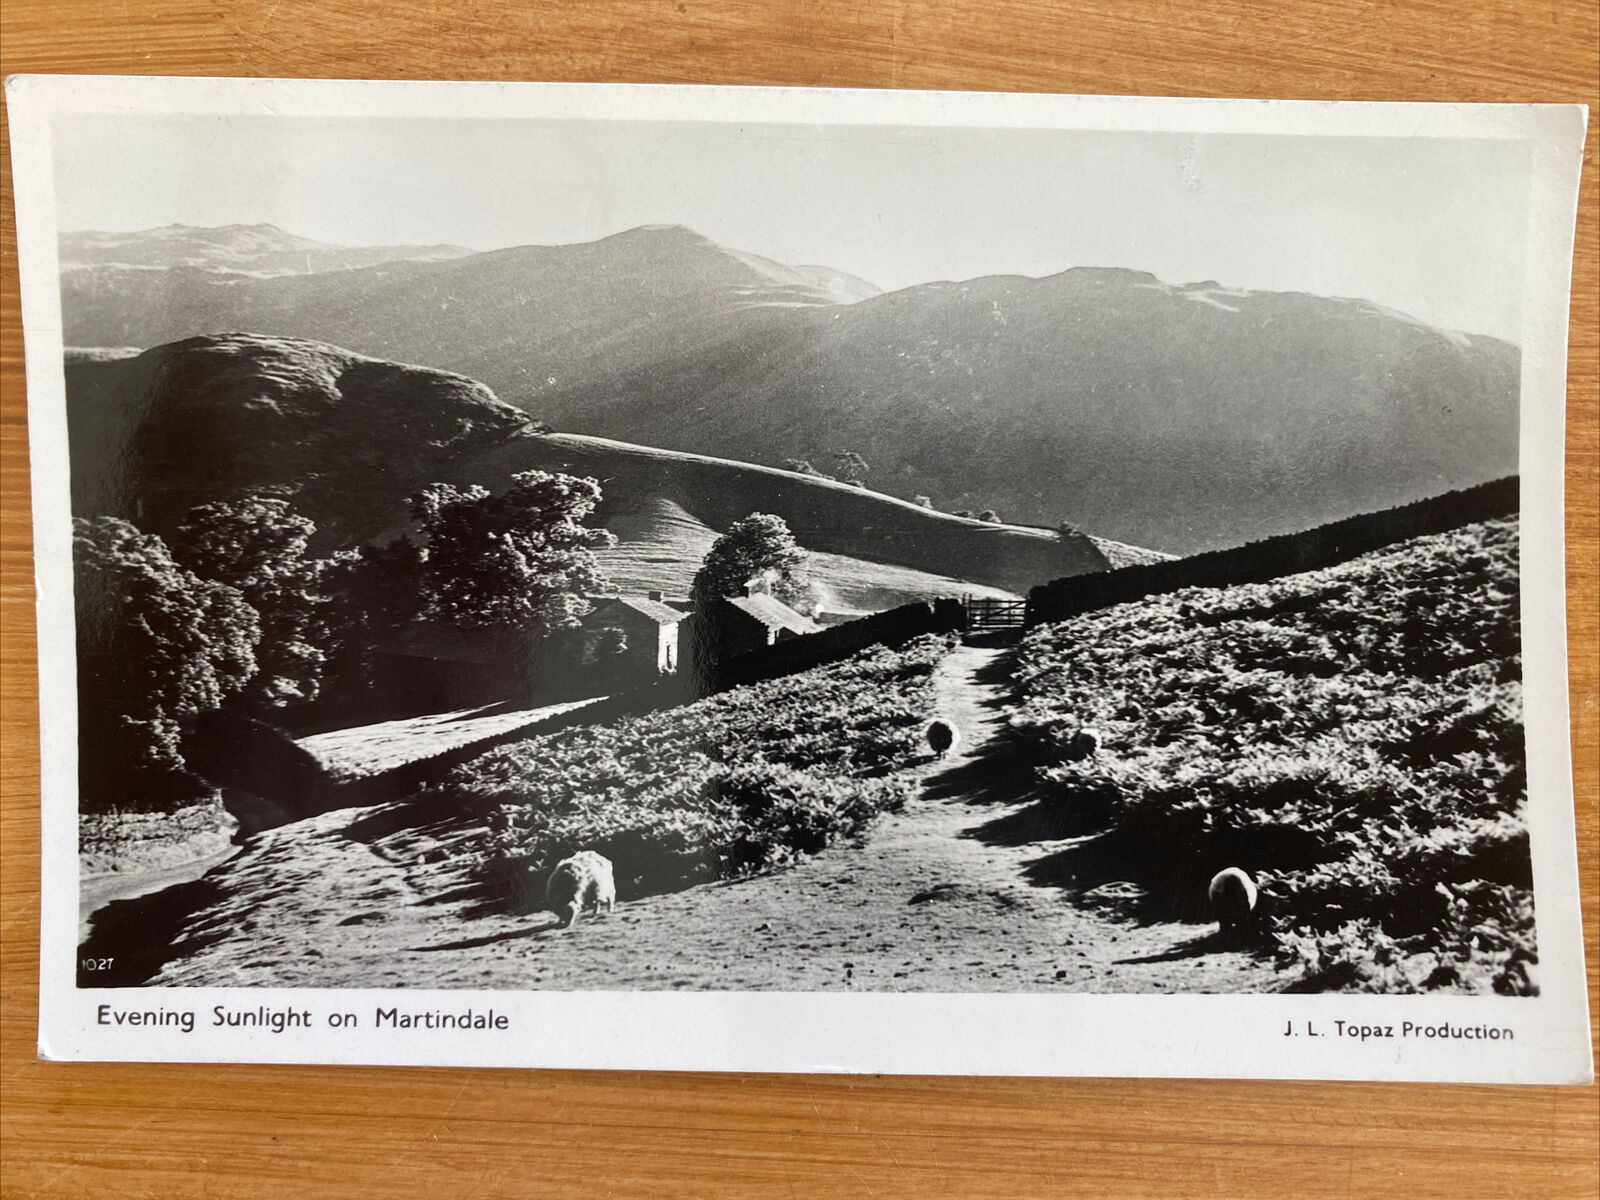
xmin=7 ymin=76 xmax=1591 ymax=1079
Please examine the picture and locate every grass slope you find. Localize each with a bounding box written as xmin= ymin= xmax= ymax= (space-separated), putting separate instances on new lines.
xmin=465 ymin=433 xmax=1106 ymax=599
xmin=597 ymin=497 xmax=1016 ymax=612
xmin=1007 ymin=517 xmax=1531 ymax=994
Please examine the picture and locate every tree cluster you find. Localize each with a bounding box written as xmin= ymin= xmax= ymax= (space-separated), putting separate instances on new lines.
xmin=73 ymin=517 xmax=260 ymax=810
xmin=408 ymin=470 xmax=614 ymax=632
xmin=779 ymin=449 xmax=870 ymax=487
xmin=689 ymin=513 xmax=815 ymax=674
xmin=73 ymin=470 xmax=615 ymax=812
xmin=168 ymin=498 xmax=329 ymax=707
xmin=690 ymin=513 xmax=811 ymax=612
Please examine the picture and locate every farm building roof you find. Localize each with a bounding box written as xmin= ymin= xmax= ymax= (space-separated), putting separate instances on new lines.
xmin=591 ymin=595 xmax=686 ymax=625
xmin=724 ymin=593 xmax=823 ymax=636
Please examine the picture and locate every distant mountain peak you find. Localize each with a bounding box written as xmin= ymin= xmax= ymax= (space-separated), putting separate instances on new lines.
xmin=135 ymin=221 xmax=315 ymax=243
xmin=519 ymin=224 xmax=883 ymax=305
xmin=1058 ymin=265 xmax=1163 ymax=286
xmin=60 ymin=223 xmax=473 ymax=276
xmin=592 ymin=224 xmax=716 ymax=252
xmin=631 ymin=223 xmax=702 ymax=236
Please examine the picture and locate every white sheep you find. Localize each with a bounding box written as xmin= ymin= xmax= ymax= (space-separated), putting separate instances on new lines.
xmin=546 ymin=850 xmax=616 ymax=928
xmin=926 ymin=719 xmax=960 ymax=759
xmin=1208 ymin=867 xmax=1258 ymax=932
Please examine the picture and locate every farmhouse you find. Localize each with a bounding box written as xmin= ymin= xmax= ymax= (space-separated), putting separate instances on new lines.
xmin=582 ymin=591 xmax=688 ymax=679
xmin=373 ymin=592 xmax=693 ymax=707
xmin=714 ymin=588 xmax=824 ymax=659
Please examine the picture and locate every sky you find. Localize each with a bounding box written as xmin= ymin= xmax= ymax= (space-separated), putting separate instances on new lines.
xmin=51 ymin=114 xmax=1532 ymax=342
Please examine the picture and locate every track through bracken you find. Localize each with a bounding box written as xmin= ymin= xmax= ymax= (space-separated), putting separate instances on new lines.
xmin=123 ymin=643 xmax=1285 ymax=993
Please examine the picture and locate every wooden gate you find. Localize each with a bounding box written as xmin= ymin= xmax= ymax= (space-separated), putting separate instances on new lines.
xmin=963 ymin=596 xmax=1027 ymax=632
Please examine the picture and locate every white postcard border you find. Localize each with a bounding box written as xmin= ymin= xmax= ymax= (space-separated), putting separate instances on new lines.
xmin=6 ymin=76 xmax=1592 ymax=1081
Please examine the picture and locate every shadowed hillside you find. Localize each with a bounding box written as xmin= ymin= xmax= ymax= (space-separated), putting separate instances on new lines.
xmin=63 ymin=334 xmax=532 ymax=547
xmin=60 ymin=225 xmax=1519 ymax=554
xmin=64 ymin=334 xmax=1108 ymax=599
xmin=638 ymin=269 xmax=1517 ymax=554
xmin=60 ymin=224 xmax=876 ymax=416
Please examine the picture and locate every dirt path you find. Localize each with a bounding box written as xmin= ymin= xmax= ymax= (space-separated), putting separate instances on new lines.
xmin=78 ymin=845 xmax=241 ymax=944
xmin=137 ymin=643 xmax=1286 ymax=993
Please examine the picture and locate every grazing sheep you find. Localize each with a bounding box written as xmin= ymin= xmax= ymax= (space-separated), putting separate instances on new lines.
xmin=1208 ymin=867 xmax=1258 ymax=932
xmin=546 ymin=850 xmax=616 ymax=928
xmin=1064 ymin=727 xmax=1101 ymax=763
xmin=926 ymin=719 xmax=960 ymax=759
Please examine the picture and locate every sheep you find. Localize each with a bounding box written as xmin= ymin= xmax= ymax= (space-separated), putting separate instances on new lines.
xmin=546 ymin=850 xmax=616 ymax=928
xmin=926 ymin=719 xmax=960 ymax=759
xmin=1063 ymin=727 xmax=1101 ymax=763
xmin=1208 ymin=867 xmax=1258 ymax=933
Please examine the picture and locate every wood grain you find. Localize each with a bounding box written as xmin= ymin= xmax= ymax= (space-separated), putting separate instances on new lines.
xmin=2 ymin=3 xmax=1595 ymax=1196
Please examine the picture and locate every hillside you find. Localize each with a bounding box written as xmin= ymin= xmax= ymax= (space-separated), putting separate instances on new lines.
xmin=1007 ymin=516 xmax=1530 ymax=994
xmin=592 ymin=497 xmax=1016 ymax=612
xmin=64 ymin=334 xmax=1105 ymax=603
xmin=59 ymin=224 xmax=1519 ymax=554
xmin=63 ymin=334 xmax=532 ymax=547
xmin=87 ymin=637 xmax=1279 ymax=993
xmin=696 ymin=272 xmax=1519 ymax=554
xmin=60 ymin=222 xmax=472 ymax=275
xmin=59 ymin=224 xmax=879 ymax=415
xmin=473 ymin=434 xmax=1105 ymax=598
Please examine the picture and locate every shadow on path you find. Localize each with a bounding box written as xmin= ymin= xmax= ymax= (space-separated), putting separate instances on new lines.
xmin=1019 ymin=831 xmax=1226 ymax=926
xmin=78 ymin=875 xmax=229 ymax=986
xmin=926 ymin=644 xmax=1231 ymax=930
xmin=1113 ymin=928 xmax=1270 ymax=965
xmin=1113 ymin=932 xmax=1228 ymax=965
xmin=405 ymin=917 xmax=568 ymax=953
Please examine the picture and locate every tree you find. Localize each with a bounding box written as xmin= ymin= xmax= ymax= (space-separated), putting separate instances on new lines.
xmin=781 ymin=458 xmax=835 ymax=481
xmin=73 ymin=516 xmax=259 ymax=811
xmin=691 ymin=513 xmax=812 ymax=611
xmin=689 ymin=513 xmax=814 ymax=676
xmin=169 ymin=497 xmax=315 ymax=595
xmin=409 ymin=470 xmax=616 ymax=633
xmin=169 ymin=497 xmax=330 ymax=708
xmin=830 ymin=450 xmax=869 ymax=484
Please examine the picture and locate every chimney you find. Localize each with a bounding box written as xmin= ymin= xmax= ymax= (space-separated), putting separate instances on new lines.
xmin=647 ymin=589 xmax=664 ymax=602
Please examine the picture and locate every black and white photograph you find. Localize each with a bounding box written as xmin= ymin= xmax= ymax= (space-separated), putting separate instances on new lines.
xmin=9 ymin=79 xmax=1590 ymax=1078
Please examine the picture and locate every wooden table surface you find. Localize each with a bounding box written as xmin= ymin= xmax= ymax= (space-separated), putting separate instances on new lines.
xmin=1 ymin=3 xmax=1595 ymax=1196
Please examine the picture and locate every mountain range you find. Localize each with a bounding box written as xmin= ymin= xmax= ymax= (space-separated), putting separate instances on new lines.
xmin=59 ymin=223 xmax=473 ymax=276
xmin=58 ymin=224 xmax=1520 ymax=554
